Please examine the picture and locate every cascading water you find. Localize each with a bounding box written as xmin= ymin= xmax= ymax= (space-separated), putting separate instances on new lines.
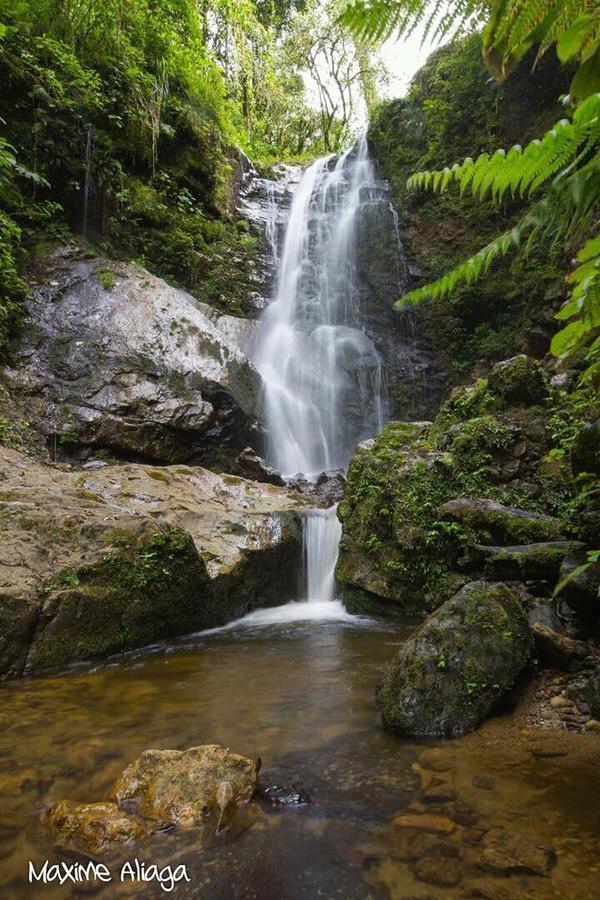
xmin=251 ymin=137 xmax=397 ymax=612
xmin=254 ymin=135 xmax=388 ymax=482
xmin=303 ymin=505 xmax=343 ymax=603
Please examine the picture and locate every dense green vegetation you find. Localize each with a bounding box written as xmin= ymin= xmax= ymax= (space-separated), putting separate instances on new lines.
xmin=0 ymin=0 xmax=382 ymax=352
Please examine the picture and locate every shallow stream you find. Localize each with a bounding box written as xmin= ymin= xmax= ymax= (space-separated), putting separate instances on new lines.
xmin=1 ymin=605 xmax=599 ymax=898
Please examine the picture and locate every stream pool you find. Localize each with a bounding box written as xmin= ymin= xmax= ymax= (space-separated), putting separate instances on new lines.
xmin=1 ymin=605 xmax=599 ymax=898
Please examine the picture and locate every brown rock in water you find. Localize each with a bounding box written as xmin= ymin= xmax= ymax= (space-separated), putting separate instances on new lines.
xmin=462 ymin=878 xmax=522 ymax=899
xmin=111 ymin=744 xmax=259 ymax=828
xmin=392 ymin=813 xmax=456 ymax=834
xmin=412 ymin=855 xmax=463 ymax=887
xmin=409 ymin=832 xmax=459 ymax=859
xmin=45 ymin=800 xmax=146 ymax=854
xmin=480 ymin=827 xmax=556 ymax=875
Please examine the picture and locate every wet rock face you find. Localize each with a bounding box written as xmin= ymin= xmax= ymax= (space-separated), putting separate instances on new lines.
xmin=111 ymin=745 xmax=258 ymax=828
xmin=9 ymin=245 xmax=261 ymax=463
xmin=0 ymin=447 xmax=303 ymax=679
xmin=377 ymin=581 xmax=532 ymax=738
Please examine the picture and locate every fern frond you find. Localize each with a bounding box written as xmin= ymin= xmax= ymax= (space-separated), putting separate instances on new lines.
xmin=407 ymin=93 xmax=600 ymax=201
xmin=397 ymin=160 xmax=600 ymax=308
xmin=396 ymin=224 xmax=525 ymax=306
xmin=339 ymin=0 xmax=483 ymax=45
xmin=551 ymin=232 xmax=600 ymax=361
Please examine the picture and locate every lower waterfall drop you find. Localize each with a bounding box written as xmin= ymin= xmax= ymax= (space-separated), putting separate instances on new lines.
xmin=303 ymin=506 xmax=343 ymax=603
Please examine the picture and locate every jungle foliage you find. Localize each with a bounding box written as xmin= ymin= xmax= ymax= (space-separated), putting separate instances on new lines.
xmin=0 ymin=0 xmax=381 ymax=352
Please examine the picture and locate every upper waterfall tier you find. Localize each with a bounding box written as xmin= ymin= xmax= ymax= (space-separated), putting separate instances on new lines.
xmin=253 ymin=136 xmax=399 ymax=480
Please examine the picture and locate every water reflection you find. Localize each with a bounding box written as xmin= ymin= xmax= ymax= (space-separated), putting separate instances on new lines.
xmin=1 ymin=618 xmax=599 ymax=898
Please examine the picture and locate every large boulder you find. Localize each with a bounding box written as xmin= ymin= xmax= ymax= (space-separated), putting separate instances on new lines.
xmin=0 ymin=447 xmax=303 ymax=678
xmin=111 ymin=745 xmax=258 ymax=828
xmin=6 ymin=245 xmax=262 ymax=463
xmin=336 ymin=421 xmax=457 ymax=612
xmin=377 ymin=582 xmax=531 ymax=737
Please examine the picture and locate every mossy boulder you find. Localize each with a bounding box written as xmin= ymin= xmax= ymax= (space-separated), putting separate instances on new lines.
xmin=377 ymin=581 xmax=532 ymax=738
xmin=336 ymin=422 xmax=465 ymax=611
xmin=28 ymin=527 xmax=214 ymax=672
xmin=475 ymin=540 xmax=585 ymax=581
xmin=487 ymin=355 xmax=549 ymax=405
xmin=0 ymin=447 xmax=303 ymax=678
xmin=45 ymin=801 xmax=147 ymax=854
xmin=438 ymin=498 xmax=566 ymax=544
xmin=111 ymin=745 xmax=258 ymax=828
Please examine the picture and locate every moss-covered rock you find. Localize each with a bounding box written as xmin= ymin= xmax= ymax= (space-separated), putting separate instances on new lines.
xmin=377 ymin=581 xmax=532 ymax=738
xmin=336 ymin=422 xmax=467 ymax=611
xmin=0 ymin=446 xmax=303 ymax=678
xmin=476 ymin=540 xmax=585 ymax=581
xmin=28 ymin=527 xmax=214 ymax=672
xmin=438 ymin=498 xmax=566 ymax=544
xmin=111 ymin=745 xmax=258 ymax=828
xmin=487 ymin=355 xmax=550 ymax=406
xmin=45 ymin=801 xmax=147 ymax=854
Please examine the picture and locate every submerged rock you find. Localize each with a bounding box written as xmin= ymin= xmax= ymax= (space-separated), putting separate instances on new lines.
xmin=480 ymin=827 xmax=556 ymax=875
xmin=0 ymin=447 xmax=302 ymax=678
xmin=46 ymin=801 xmax=147 ymax=854
xmin=412 ymin=855 xmax=463 ymax=887
xmin=10 ymin=245 xmax=261 ymax=463
xmin=377 ymin=582 xmax=531 ymax=738
xmin=111 ymin=745 xmax=259 ymax=828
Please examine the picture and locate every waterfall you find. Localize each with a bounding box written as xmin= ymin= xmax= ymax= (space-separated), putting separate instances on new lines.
xmin=303 ymin=506 xmax=343 ymax=603
xmin=252 ymin=136 xmax=393 ymax=608
xmin=254 ymin=135 xmax=388 ymax=482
